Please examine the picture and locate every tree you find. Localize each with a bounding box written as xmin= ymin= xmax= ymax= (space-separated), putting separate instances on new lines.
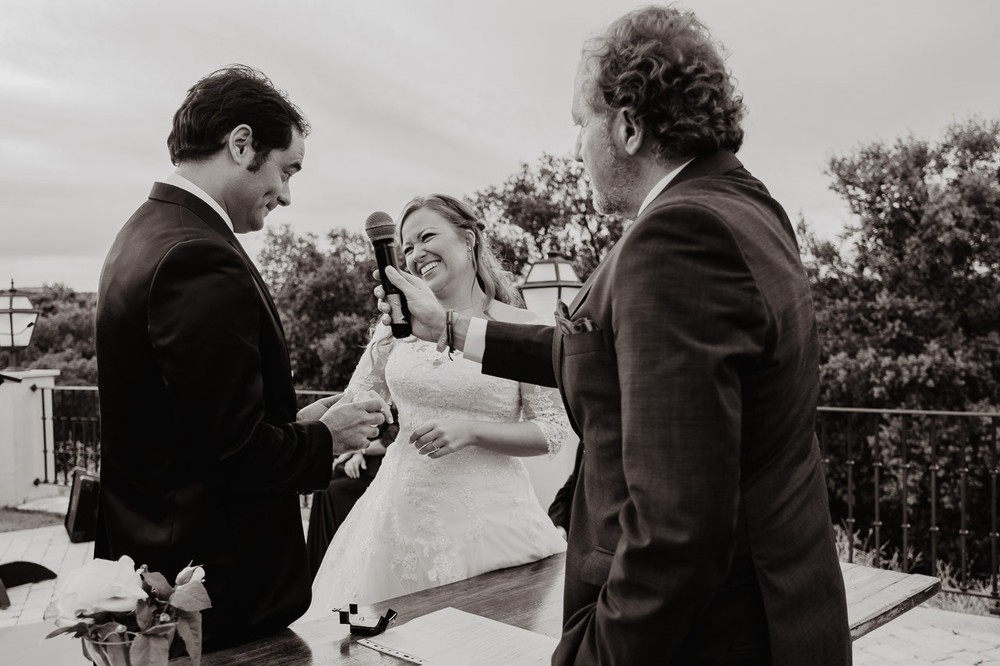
xmin=801 ymin=117 xmax=1000 ymax=411
xmin=258 ymin=225 xmax=379 ymax=390
xmin=470 ymin=153 xmax=627 ymax=280
xmin=799 ymin=116 xmax=1000 ymax=577
xmin=17 ymin=284 xmax=98 ymax=385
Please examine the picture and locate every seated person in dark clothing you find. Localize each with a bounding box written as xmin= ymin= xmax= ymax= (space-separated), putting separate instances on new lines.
xmin=548 ymin=441 xmax=583 ymax=538
xmin=306 ymin=409 xmax=398 ymax=579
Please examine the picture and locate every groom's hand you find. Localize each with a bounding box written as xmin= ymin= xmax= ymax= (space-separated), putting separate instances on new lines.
xmin=374 ymin=267 xmax=446 ymax=343
xmin=297 ymin=392 xmax=343 ymax=422
xmin=320 ymin=390 xmax=394 ymax=453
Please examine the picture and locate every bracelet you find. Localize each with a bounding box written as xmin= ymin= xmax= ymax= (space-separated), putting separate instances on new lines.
xmin=446 ymin=309 xmax=455 ymax=360
xmin=435 ymin=312 xmax=449 ymax=354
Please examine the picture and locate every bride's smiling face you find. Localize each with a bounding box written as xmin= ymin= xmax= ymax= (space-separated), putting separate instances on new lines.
xmin=400 ymin=208 xmax=474 ymax=297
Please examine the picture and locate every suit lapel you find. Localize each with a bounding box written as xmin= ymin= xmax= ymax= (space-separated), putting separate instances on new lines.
xmin=148 ymin=183 xmax=287 ymax=340
xmin=228 ymin=237 xmax=288 ymax=339
xmin=567 ymin=274 xmax=597 ymax=317
xmin=567 ymin=222 xmax=629 ymax=317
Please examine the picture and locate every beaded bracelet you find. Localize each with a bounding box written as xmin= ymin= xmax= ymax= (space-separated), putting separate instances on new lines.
xmin=435 ymin=309 xmax=456 ymax=359
xmin=435 ymin=315 xmax=449 ymax=354
xmin=446 ymin=309 xmax=455 ymax=360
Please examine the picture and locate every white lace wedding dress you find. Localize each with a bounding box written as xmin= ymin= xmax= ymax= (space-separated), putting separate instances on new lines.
xmin=299 ymin=326 xmax=569 ymax=622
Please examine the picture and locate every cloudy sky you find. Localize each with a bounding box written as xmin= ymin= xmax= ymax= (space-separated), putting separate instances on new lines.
xmin=2 ymin=0 xmax=999 ymax=292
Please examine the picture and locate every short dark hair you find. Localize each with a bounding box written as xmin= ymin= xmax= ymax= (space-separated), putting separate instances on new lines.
xmin=583 ymin=5 xmax=745 ymax=161
xmin=167 ymin=64 xmax=310 ymax=170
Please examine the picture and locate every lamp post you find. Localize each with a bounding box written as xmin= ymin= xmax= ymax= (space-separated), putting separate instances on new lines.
xmin=0 ymin=280 xmax=41 ymax=370
xmin=520 ymin=251 xmax=583 ymax=324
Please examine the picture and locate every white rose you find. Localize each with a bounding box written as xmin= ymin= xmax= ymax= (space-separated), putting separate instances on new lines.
xmin=51 ymin=556 xmax=147 ymax=622
xmin=174 ymin=564 xmax=205 ymax=586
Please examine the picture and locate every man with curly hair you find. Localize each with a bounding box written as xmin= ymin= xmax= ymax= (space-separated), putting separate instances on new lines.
xmin=382 ymin=6 xmax=851 ymax=664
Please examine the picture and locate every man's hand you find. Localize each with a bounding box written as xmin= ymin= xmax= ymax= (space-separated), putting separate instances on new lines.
xmin=319 ymin=389 xmax=393 ymax=454
xmin=297 ymin=392 xmax=343 ymax=422
xmin=374 ymin=267 xmax=446 ymax=343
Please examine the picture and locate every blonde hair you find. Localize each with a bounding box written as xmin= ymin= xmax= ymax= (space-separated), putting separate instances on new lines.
xmin=397 ymin=194 xmax=523 ymax=308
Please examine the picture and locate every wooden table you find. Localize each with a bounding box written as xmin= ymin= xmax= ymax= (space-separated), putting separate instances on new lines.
xmin=1 ymin=554 xmax=940 ymax=665
xmin=840 ymin=560 xmax=941 ymax=639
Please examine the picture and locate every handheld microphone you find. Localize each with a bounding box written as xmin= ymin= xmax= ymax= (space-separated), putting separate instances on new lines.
xmin=365 ymin=211 xmax=412 ymax=339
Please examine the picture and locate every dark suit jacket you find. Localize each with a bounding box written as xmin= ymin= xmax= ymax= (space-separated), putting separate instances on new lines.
xmin=95 ymin=183 xmax=333 ymax=650
xmin=483 ymin=151 xmax=851 ymax=665
xmin=548 ymin=442 xmax=582 ymax=532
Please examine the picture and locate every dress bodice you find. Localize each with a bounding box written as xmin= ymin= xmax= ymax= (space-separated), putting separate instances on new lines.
xmin=387 ymin=337 xmax=522 ymax=435
xmin=299 ymin=325 xmax=569 ymax=616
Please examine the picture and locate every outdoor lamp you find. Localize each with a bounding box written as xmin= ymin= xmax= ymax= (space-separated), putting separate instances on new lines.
xmin=0 ymin=280 xmax=40 ymax=370
xmin=520 ymin=251 xmax=583 ymax=324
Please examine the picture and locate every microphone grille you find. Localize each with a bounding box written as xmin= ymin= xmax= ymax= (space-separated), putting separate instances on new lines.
xmin=364 ymin=211 xmax=396 ymax=242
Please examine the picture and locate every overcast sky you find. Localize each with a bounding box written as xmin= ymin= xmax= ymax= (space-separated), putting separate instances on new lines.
xmin=2 ymin=0 xmax=999 ymax=292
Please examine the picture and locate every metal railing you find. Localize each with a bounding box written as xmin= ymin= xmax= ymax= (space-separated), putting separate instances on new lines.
xmin=31 ymin=386 xmax=339 ymax=488
xmin=29 ymin=386 xmax=1000 ymax=612
xmin=816 ymin=407 xmax=1000 ymax=614
xmin=32 ymin=385 xmax=100 ymax=486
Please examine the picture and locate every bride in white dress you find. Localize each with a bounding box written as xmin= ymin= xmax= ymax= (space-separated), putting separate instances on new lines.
xmin=300 ymin=194 xmax=569 ymax=622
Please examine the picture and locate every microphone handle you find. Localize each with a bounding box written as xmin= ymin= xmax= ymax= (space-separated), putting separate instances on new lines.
xmin=373 ymin=240 xmax=412 ymax=338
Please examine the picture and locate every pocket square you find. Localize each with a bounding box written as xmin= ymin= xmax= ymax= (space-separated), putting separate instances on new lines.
xmin=555 ymin=301 xmax=600 ymax=335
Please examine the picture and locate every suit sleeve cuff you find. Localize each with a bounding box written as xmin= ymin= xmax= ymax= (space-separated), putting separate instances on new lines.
xmin=303 ymin=421 xmax=334 ymax=492
xmin=463 ymin=317 xmax=488 ymax=363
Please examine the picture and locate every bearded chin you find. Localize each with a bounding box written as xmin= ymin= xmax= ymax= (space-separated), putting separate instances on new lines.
xmin=590 ymin=147 xmax=636 ymax=217
xmin=592 ymin=188 xmax=629 ymax=217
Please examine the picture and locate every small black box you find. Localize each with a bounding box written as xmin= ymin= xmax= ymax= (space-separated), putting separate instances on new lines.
xmin=65 ymin=468 xmax=99 ymax=543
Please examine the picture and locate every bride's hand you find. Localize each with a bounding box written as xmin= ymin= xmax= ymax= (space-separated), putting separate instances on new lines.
xmin=410 ymin=420 xmax=479 ymax=459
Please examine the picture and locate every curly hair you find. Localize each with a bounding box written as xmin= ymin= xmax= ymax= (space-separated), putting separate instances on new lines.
xmin=582 ymin=5 xmax=745 ymax=161
xmin=167 ymin=64 xmax=310 ymax=172
xmin=398 ymin=194 xmax=523 ymax=309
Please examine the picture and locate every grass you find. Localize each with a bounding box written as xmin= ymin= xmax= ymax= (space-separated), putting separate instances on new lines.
xmin=0 ymin=507 xmax=63 ymax=533
xmin=834 ymin=524 xmax=999 ymax=617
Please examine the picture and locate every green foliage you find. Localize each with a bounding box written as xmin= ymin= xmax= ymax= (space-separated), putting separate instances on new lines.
xmin=481 ymin=217 xmax=538 ymax=279
xmin=802 ymin=117 xmax=1000 ymax=411
xmin=259 ymin=224 xmax=380 ymax=390
xmin=470 ymin=152 xmax=627 ymax=280
xmin=803 ymin=116 xmax=1000 ymax=580
xmin=10 ymin=284 xmax=97 ymax=385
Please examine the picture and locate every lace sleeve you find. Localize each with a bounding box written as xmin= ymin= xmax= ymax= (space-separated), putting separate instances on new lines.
xmin=519 ymin=381 xmax=572 ymax=458
xmin=342 ymin=323 xmax=393 ymax=405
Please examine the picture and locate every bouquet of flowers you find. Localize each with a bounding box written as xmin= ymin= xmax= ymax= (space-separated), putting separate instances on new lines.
xmin=44 ymin=555 xmax=211 ymax=666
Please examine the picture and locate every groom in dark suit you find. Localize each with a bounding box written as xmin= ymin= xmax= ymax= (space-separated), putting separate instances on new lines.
xmin=382 ymin=7 xmax=850 ymax=665
xmin=95 ymin=65 xmax=390 ymax=650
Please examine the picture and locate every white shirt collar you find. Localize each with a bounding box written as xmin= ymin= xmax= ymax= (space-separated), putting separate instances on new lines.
xmin=163 ymin=172 xmax=234 ymax=232
xmin=635 ymin=158 xmax=695 ymax=218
